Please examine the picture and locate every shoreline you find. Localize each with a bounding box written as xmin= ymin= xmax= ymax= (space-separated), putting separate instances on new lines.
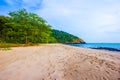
xmin=68 ymin=44 xmax=120 ymax=52
xmin=0 ymin=44 xmax=120 ymax=80
xmin=91 ymin=47 xmax=120 ymax=53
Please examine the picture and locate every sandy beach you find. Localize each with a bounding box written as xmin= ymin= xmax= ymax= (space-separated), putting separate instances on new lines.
xmin=0 ymin=44 xmax=120 ymax=80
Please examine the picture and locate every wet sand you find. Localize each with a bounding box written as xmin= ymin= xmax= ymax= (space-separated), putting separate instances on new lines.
xmin=0 ymin=44 xmax=120 ymax=80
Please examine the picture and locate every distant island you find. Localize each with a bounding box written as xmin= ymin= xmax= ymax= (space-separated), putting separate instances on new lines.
xmin=0 ymin=9 xmax=85 ymax=46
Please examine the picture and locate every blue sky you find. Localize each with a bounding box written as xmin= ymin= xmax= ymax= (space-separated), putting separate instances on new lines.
xmin=0 ymin=0 xmax=120 ymax=43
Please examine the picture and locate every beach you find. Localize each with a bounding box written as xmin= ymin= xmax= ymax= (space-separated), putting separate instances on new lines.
xmin=0 ymin=44 xmax=120 ymax=80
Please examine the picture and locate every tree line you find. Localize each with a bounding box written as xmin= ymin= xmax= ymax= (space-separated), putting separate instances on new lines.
xmin=0 ymin=9 xmax=84 ymax=44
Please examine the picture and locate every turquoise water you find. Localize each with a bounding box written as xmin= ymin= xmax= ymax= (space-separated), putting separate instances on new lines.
xmin=70 ymin=43 xmax=120 ymax=51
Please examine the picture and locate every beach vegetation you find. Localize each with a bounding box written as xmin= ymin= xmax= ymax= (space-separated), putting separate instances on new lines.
xmin=0 ymin=9 xmax=84 ymax=47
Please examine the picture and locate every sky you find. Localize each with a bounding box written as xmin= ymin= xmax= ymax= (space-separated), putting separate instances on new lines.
xmin=0 ymin=0 xmax=120 ymax=43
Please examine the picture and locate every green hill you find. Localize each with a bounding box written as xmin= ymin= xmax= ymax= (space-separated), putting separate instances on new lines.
xmin=52 ymin=29 xmax=85 ymax=43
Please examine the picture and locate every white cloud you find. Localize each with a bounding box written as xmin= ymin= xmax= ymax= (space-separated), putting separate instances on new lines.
xmin=35 ymin=0 xmax=120 ymax=42
xmin=5 ymin=0 xmax=18 ymax=5
xmin=22 ymin=0 xmax=43 ymax=9
xmin=2 ymin=0 xmax=120 ymax=42
xmin=3 ymin=0 xmax=43 ymax=10
xmin=94 ymin=13 xmax=116 ymax=26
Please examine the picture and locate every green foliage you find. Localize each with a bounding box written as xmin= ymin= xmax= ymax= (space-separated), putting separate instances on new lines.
xmin=0 ymin=16 xmax=12 ymax=38
xmin=52 ymin=29 xmax=84 ymax=43
xmin=0 ymin=9 xmax=56 ymax=44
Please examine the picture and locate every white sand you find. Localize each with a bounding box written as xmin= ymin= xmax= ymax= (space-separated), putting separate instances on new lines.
xmin=0 ymin=44 xmax=120 ymax=80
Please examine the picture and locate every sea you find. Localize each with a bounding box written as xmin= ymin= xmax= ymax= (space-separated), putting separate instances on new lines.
xmin=70 ymin=43 xmax=120 ymax=52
